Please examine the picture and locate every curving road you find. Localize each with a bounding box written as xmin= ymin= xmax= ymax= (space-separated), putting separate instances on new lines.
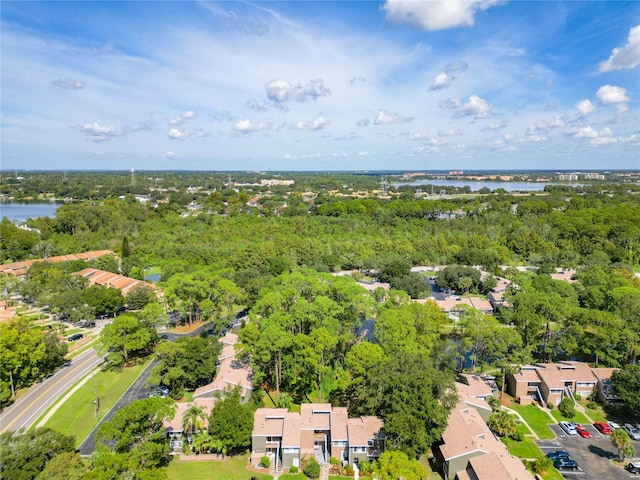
xmin=0 ymin=348 xmax=103 ymax=434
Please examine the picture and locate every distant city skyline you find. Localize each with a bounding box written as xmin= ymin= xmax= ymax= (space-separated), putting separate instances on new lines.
xmin=2 ymin=1 xmax=639 ymax=171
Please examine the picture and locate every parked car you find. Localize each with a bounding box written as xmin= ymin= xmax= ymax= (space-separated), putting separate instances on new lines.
xmin=594 ymin=422 xmax=612 ymax=434
xmin=626 ymin=462 xmax=640 ymax=474
xmin=67 ymin=333 xmax=83 ymax=342
xmin=607 ymin=420 xmax=622 ymax=430
xmin=624 ymin=423 xmax=640 ymax=441
xmin=576 ymin=425 xmax=592 ymax=438
xmin=559 ymin=421 xmax=578 ymax=435
xmin=554 ymin=458 xmax=579 ymax=471
xmin=148 ymin=385 xmax=170 ymax=398
xmin=546 ymin=450 xmax=570 ymax=460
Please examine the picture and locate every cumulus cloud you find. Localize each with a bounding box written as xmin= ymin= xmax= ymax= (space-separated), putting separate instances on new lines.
xmin=232 ymin=119 xmax=271 ymax=134
xmin=168 ymin=128 xmax=188 ymax=140
xmin=52 ymin=78 xmax=85 ymax=89
xmin=599 ymin=25 xmax=640 ymax=72
xmin=429 ymin=61 xmax=468 ymax=90
xmin=484 ymin=120 xmax=506 ymax=131
xmin=438 ymin=128 xmax=461 ymax=137
xmin=164 ymin=150 xmax=180 ymax=158
xmin=566 ymin=125 xmax=615 ymax=146
xmin=246 ymin=98 xmax=288 ymax=112
xmin=75 ymin=122 xmax=118 ymax=142
xmin=292 ymin=115 xmax=330 ymax=131
xmin=443 ymin=95 xmax=491 ymax=119
xmin=265 ymin=78 xmax=330 ymax=103
xmin=169 ymin=111 xmax=197 ymax=126
xmin=596 ymin=85 xmax=630 ymax=104
xmin=374 ymin=110 xmax=414 ymax=125
xmin=383 ymin=0 xmax=504 ymax=31
xmin=575 ymin=99 xmax=596 ymax=117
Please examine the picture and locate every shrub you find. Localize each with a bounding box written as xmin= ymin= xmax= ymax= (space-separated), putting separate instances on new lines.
xmin=304 ymin=457 xmax=320 ymax=478
xmin=574 ymin=394 xmax=582 ymax=401
xmin=260 ymin=456 xmax=271 ymax=468
xmin=548 ymin=402 xmax=554 ymax=410
xmin=587 ymin=400 xmax=598 ymax=410
xmin=289 ymin=466 xmax=299 ymax=474
xmin=532 ymin=455 xmax=553 ymax=474
xmin=511 ymin=431 xmax=524 ymax=442
xmin=559 ymin=398 xmax=576 ymax=419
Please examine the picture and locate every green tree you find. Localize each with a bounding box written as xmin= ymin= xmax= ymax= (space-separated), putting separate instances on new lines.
xmin=487 ymin=410 xmax=518 ymax=437
xmin=611 ymin=429 xmax=632 ymax=461
xmin=303 ymin=457 xmax=320 ymax=478
xmin=36 ymin=451 xmax=88 ymax=480
xmin=374 ymin=450 xmax=427 ymax=480
xmin=100 ymin=314 xmax=157 ymax=367
xmin=125 ymin=284 xmax=156 ymax=310
xmin=611 ymin=365 xmax=640 ymax=418
xmin=182 ymin=404 xmax=207 ymax=437
xmin=558 ymin=398 xmax=576 ymax=419
xmin=208 ymin=389 xmax=254 ymax=455
xmin=0 ymin=428 xmax=75 ymax=480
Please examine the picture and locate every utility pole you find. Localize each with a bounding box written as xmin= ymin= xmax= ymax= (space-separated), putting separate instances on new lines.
xmin=93 ymin=376 xmax=100 ymax=420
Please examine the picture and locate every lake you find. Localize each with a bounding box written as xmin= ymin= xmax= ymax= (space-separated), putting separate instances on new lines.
xmin=0 ymin=202 xmax=62 ymax=222
xmin=393 ymin=179 xmax=571 ymax=192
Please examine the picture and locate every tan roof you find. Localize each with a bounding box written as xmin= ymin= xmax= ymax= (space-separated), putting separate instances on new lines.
xmin=469 ymin=451 xmax=533 ymax=480
xmin=73 ymin=268 xmax=155 ymax=297
xmin=346 ymin=416 xmax=383 ymax=446
xmin=591 ymin=367 xmax=618 ymax=382
xmin=300 ymin=403 xmax=332 ymax=430
xmin=253 ymin=408 xmax=287 ymax=436
xmin=535 ymin=362 xmax=597 ymax=389
xmin=0 ymin=250 xmax=115 ymax=276
xmin=458 ymin=374 xmax=496 ymax=400
xmin=330 ymin=407 xmax=349 ymax=441
xmin=432 ymin=296 xmax=494 ymax=313
xmin=550 ymin=269 xmax=577 ymax=283
xmin=164 ymin=397 xmax=216 ymax=432
xmin=282 ymin=412 xmax=302 ymax=447
xmin=511 ymin=366 xmax=542 ymax=383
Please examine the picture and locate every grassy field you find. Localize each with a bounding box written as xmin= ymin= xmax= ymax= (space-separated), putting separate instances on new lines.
xmin=578 ymin=400 xmax=608 ymax=423
xmin=550 ymin=409 xmax=590 ymax=424
xmin=502 ymin=436 xmax=543 ymax=458
xmin=166 ymin=455 xmax=272 ymax=480
xmin=43 ymin=360 xmax=150 ymax=447
xmin=509 ymin=404 xmax=556 ymax=439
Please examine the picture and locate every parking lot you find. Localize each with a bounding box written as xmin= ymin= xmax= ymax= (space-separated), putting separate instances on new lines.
xmin=537 ymin=424 xmax=640 ymax=480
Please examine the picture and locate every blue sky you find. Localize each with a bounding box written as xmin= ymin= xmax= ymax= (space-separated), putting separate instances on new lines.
xmin=1 ymin=1 xmax=639 ymax=171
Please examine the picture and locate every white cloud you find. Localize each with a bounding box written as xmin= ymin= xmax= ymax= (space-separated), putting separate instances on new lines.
xmin=438 ymin=128 xmax=461 ymax=137
xmin=596 ymin=85 xmax=630 ymax=105
xmin=52 ymin=78 xmax=85 ymax=89
xmin=429 ymin=61 xmax=468 ymax=90
xmin=575 ymin=99 xmax=595 ymax=117
xmin=168 ymin=128 xmax=188 ymax=140
xmin=76 ymin=122 xmax=118 ymax=142
xmin=164 ymin=150 xmax=179 ymax=158
xmin=460 ymin=95 xmax=491 ymax=118
xmin=292 ymin=115 xmax=330 ymax=131
xmin=429 ymin=72 xmax=454 ymax=91
xmin=357 ymin=151 xmax=369 ymax=157
xmin=599 ymin=25 xmax=640 ymax=72
xmin=485 ymin=121 xmax=506 ymax=131
xmin=374 ymin=110 xmax=414 ymax=125
xmin=265 ymin=78 xmax=330 ymax=103
xmin=169 ymin=110 xmax=197 ymax=125
xmin=233 ymin=119 xmax=271 ymax=134
xmin=383 ymin=0 xmax=504 ymax=31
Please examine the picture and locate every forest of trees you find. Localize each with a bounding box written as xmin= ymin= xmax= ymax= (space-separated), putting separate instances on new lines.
xmin=1 ymin=173 xmax=639 ymax=478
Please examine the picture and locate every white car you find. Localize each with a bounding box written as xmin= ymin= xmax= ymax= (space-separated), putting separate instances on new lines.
xmin=624 ymin=424 xmax=640 ymax=441
xmin=560 ymin=421 xmax=578 ymax=435
xmin=607 ymin=420 xmax=621 ymax=430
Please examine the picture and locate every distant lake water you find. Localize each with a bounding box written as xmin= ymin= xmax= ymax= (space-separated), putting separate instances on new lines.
xmin=0 ymin=202 xmax=61 ymax=222
xmin=394 ymin=179 xmax=571 ymax=192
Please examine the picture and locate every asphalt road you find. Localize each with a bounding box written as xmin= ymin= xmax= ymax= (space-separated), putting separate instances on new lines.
xmin=78 ymin=359 xmax=157 ymax=455
xmin=0 ymin=348 xmax=103 ymax=434
xmin=538 ymin=424 xmax=640 ymax=480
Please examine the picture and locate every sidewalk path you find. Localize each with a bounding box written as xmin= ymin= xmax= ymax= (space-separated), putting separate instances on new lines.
xmin=502 ymin=406 xmax=540 ymax=440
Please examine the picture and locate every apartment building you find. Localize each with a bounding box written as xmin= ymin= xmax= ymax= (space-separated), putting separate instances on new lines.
xmin=251 ymin=404 xmax=384 ymax=471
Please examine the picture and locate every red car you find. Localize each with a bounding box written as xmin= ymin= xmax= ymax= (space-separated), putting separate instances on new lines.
xmin=576 ymin=425 xmax=592 ymax=438
xmin=594 ymin=422 xmax=612 ymax=434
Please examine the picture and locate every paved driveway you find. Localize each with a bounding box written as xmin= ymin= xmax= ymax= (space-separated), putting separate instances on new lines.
xmin=538 ymin=424 xmax=640 ymax=480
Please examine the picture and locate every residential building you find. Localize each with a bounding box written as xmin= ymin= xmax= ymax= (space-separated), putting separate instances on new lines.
xmin=435 ymin=375 xmax=533 ymax=480
xmin=74 ymin=267 xmax=159 ymax=297
xmin=251 ymin=404 xmax=384 ymax=471
xmin=0 ymin=250 xmax=115 ymax=278
xmin=507 ymin=361 xmax=598 ymax=407
xmin=164 ymin=397 xmax=215 ymax=453
xmin=193 ymin=331 xmax=253 ymax=402
xmin=591 ymin=367 xmax=620 ymax=405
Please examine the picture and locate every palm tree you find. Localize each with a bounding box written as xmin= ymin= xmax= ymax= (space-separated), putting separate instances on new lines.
xmin=182 ymin=404 xmax=207 ymax=438
xmin=611 ymin=428 xmax=632 ymax=461
xmin=192 ymin=431 xmax=214 ymax=454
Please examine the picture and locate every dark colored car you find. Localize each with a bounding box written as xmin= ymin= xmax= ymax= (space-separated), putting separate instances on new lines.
xmin=626 ymin=462 xmax=640 ymax=474
xmin=554 ymin=458 xmax=579 ymax=471
xmin=594 ymin=422 xmax=612 ymax=434
xmin=67 ymin=333 xmax=83 ymax=342
xmin=546 ymin=450 xmax=570 ymax=460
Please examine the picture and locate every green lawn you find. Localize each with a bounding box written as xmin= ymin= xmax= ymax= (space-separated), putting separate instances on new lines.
xmin=43 ymin=360 xmax=150 ymax=447
xmin=279 ymin=474 xmax=306 ymax=480
xmin=166 ymin=455 xmax=272 ymax=480
xmin=540 ymin=468 xmax=565 ymax=480
xmin=579 ymin=400 xmax=608 ymax=423
xmin=509 ymin=404 xmax=555 ymax=440
xmin=550 ymin=409 xmax=590 ymax=424
xmin=502 ymin=436 xmax=543 ymax=458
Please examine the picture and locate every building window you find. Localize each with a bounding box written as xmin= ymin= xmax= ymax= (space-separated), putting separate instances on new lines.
xmin=283 ymin=448 xmax=299 ymax=454
xmin=352 ymin=446 xmax=366 ymax=453
xmin=333 ymin=440 xmax=347 ymax=446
